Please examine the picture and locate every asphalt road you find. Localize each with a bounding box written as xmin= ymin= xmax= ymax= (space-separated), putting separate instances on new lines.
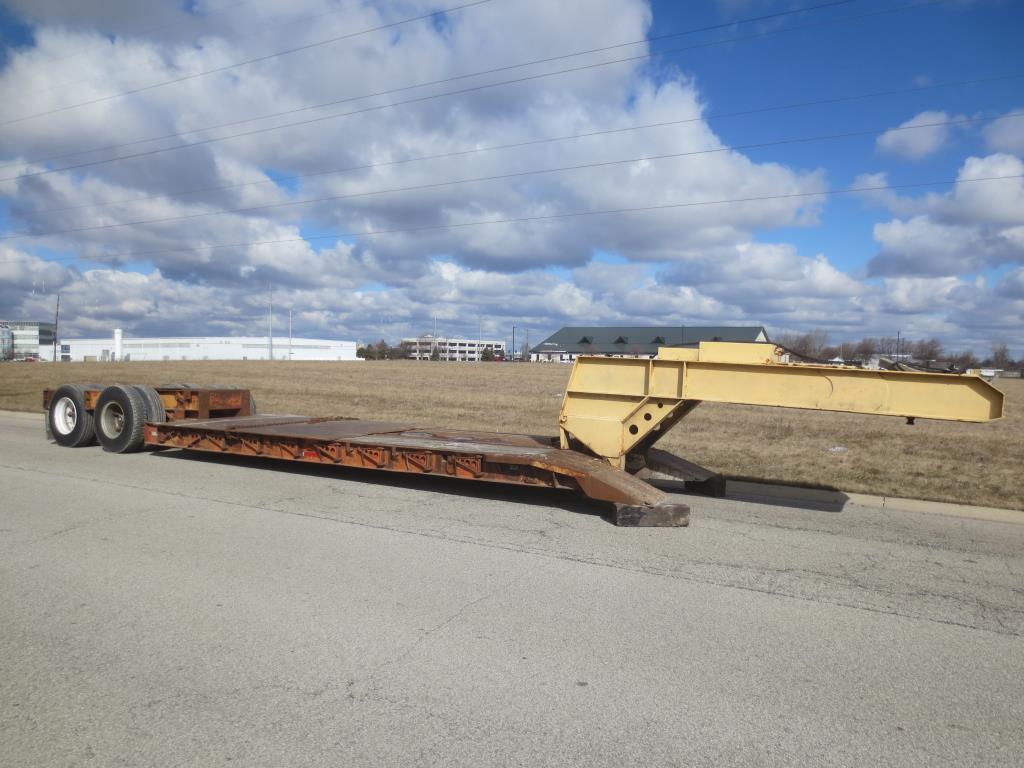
xmin=1 ymin=409 xmax=1022 ymax=767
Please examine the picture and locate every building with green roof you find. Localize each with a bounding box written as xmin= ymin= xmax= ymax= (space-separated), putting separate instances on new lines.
xmin=529 ymin=326 xmax=768 ymax=362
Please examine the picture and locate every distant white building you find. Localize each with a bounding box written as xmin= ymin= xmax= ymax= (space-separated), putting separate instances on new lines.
xmin=59 ymin=331 xmax=359 ymax=362
xmin=0 ymin=319 xmax=57 ymax=360
xmin=402 ymin=334 xmax=506 ymax=361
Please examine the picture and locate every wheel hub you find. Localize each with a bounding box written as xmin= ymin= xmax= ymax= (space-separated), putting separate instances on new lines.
xmin=52 ymin=396 xmax=77 ymax=435
xmin=101 ymin=402 xmax=125 ymax=437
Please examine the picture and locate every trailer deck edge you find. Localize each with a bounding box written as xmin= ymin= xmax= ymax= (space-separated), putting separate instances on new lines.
xmin=144 ymin=415 xmax=690 ymax=526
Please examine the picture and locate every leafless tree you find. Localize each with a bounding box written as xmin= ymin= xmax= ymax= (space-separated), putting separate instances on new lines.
xmin=991 ymin=343 xmax=1011 ymax=369
xmin=911 ymin=338 xmax=944 ymax=362
xmin=837 ymin=341 xmax=858 ymax=360
xmin=775 ymin=329 xmax=830 ymax=359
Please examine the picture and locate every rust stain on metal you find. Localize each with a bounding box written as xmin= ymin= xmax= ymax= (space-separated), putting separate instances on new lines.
xmin=143 ymin=413 xmax=686 ymax=524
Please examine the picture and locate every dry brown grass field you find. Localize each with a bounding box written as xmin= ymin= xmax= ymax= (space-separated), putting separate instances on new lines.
xmin=1 ymin=359 xmax=1020 ymax=510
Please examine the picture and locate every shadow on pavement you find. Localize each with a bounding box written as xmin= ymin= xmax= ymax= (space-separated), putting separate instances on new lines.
xmin=647 ymin=477 xmax=851 ymax=514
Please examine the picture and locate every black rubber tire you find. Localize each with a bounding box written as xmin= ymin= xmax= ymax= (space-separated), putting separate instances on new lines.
xmin=47 ymin=383 xmax=96 ymax=447
xmin=132 ymin=385 xmax=166 ymax=424
xmin=95 ymin=384 xmax=148 ymax=453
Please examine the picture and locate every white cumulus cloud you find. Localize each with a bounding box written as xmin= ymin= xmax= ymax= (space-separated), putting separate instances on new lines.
xmin=983 ymin=109 xmax=1024 ymax=154
xmin=867 ymin=154 xmax=1024 ymax=277
xmin=876 ymin=110 xmax=960 ymax=160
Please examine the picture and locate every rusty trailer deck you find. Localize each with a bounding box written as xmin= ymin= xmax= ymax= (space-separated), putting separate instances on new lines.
xmin=145 ymin=415 xmax=690 ymax=526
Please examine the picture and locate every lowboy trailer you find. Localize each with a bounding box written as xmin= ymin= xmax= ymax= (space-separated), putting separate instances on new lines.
xmin=43 ymin=342 xmax=1004 ymax=527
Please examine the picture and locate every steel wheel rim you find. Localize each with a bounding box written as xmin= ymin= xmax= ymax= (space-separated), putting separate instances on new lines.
xmin=53 ymin=396 xmax=77 ymax=435
xmin=100 ymin=402 xmax=125 ymax=437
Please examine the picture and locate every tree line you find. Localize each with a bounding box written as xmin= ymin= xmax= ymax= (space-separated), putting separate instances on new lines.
xmin=774 ymin=330 xmax=1017 ymax=369
xmin=356 ymin=340 xmax=411 ymax=360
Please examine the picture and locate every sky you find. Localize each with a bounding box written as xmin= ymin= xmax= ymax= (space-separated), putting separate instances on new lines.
xmin=0 ymin=0 xmax=1022 ymax=355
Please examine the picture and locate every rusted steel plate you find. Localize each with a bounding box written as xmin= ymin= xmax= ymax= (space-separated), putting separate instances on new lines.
xmin=173 ymin=415 xmax=312 ymax=430
xmin=544 ymin=449 xmax=669 ymax=506
xmin=167 ymin=415 xmax=414 ymax=439
xmin=145 ymin=414 xmax=689 ymax=525
xmin=242 ymin=419 xmax=415 ymax=440
xmin=401 ymin=430 xmax=558 ymax=448
xmin=348 ymin=433 xmax=556 ymax=457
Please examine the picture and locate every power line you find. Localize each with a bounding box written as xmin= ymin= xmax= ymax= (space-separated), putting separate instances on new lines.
xmin=7 ymin=112 xmax=1019 ymax=242
xmin=2 ymin=174 xmax=1019 ymax=267
xmin=0 ymin=0 xmax=499 ymax=128
xmin=1 ymin=0 xmax=931 ymax=180
xmin=18 ymin=72 xmax=1022 ymax=218
xmin=0 ymin=0 xmax=860 ymax=171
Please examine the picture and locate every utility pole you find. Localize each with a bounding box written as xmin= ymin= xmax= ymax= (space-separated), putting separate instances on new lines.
xmin=268 ymin=284 xmax=274 ymax=361
xmin=512 ymin=325 xmax=516 ymax=362
xmin=525 ymin=328 xmax=529 ymax=362
xmin=52 ymin=294 xmax=60 ymax=362
xmin=896 ymin=330 xmax=901 ymax=360
xmin=288 ymin=308 xmax=293 ymax=361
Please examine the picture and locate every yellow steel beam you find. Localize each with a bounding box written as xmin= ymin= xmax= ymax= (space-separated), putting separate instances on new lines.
xmin=559 ymin=342 xmax=1004 ymax=467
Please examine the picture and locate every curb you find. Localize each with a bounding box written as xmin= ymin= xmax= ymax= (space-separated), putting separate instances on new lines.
xmin=726 ymin=480 xmax=1024 ymax=525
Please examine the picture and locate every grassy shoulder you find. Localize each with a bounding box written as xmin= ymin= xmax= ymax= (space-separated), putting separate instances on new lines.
xmin=1 ymin=359 xmax=1019 ymax=510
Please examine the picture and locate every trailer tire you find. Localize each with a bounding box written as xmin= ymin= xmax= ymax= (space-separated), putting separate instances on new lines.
xmin=132 ymin=385 xmax=166 ymax=425
xmin=95 ymin=384 xmax=148 ymax=453
xmin=48 ymin=384 xmax=96 ymax=447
